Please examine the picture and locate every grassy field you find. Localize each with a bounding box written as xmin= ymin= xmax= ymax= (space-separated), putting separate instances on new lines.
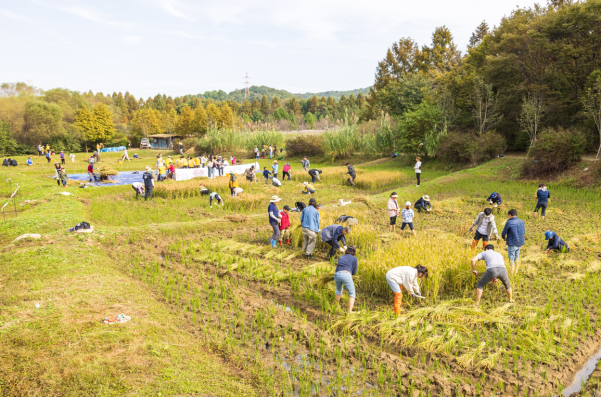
xmin=1 ymin=149 xmax=600 ymax=396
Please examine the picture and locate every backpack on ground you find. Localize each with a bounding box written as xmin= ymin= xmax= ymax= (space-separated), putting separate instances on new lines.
xmin=295 ymin=201 xmax=306 ymax=211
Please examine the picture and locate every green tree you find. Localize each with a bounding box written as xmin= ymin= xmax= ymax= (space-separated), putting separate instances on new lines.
xmin=271 ymin=96 xmax=281 ymax=111
xmin=0 ymin=121 xmax=18 ymax=155
xmin=304 ymin=112 xmax=317 ymax=129
xmin=250 ymin=109 xmax=264 ymax=122
xmin=581 ymin=73 xmax=601 ymax=160
xmin=130 ymin=108 xmax=162 ymax=141
xmin=308 ymin=95 xmax=318 ymax=113
xmin=241 ymin=99 xmax=252 ymax=115
xmin=113 ymin=93 xmax=129 ymax=122
xmin=272 ymin=107 xmax=289 ymax=121
xmin=421 ymin=26 xmax=461 ymax=74
xmin=23 ymin=101 xmax=64 ymax=146
xmin=470 ymin=77 xmax=501 ymax=135
xmin=190 ymin=105 xmax=208 ymax=136
xmin=287 ymin=97 xmax=301 ymax=116
xmin=176 ymin=106 xmax=194 ymax=136
xmin=251 ymin=98 xmax=261 ymax=113
xmin=260 ymin=95 xmax=270 ymax=115
xmin=153 ymin=94 xmax=166 ymax=111
xmin=377 ymin=73 xmax=432 ymax=117
xmin=468 ymin=21 xmax=489 ymax=50
xmin=92 ymin=103 xmax=116 ymax=143
xmin=163 ymin=108 xmax=178 ymax=134
xmin=400 ymin=101 xmax=444 ymax=156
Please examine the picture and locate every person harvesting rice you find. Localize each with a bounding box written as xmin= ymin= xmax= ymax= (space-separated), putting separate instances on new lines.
xmin=414 ymin=195 xmax=431 ymax=213
xmin=469 ymin=208 xmax=499 ymax=250
xmin=334 ymin=246 xmax=359 ymax=314
xmin=385 ymin=265 xmax=428 ymax=315
xmin=470 ymin=244 xmax=514 ymax=305
xmin=544 ymin=230 xmax=569 ymax=254
xmin=486 ymin=192 xmax=502 ymax=207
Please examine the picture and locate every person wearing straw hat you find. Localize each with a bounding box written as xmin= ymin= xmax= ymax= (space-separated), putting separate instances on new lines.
xmin=142 ymin=166 xmax=155 ymax=202
xmin=272 ymin=160 xmax=279 ymax=178
xmin=388 ymin=192 xmax=400 ymax=232
xmin=544 ymin=230 xmax=569 ymax=254
xmin=178 ymin=142 xmax=184 ymax=155
xmin=400 ymin=201 xmax=416 ymax=237
xmin=300 ymin=197 xmax=320 ymax=259
xmin=334 ymin=246 xmax=359 ymax=313
xmin=414 ymin=195 xmax=431 ymax=213
xmin=414 ymin=157 xmax=422 ymax=187
xmin=386 ymin=265 xmax=428 ymax=315
xmin=268 ymin=196 xmax=282 ymax=248
xmin=302 ymin=182 xmax=315 ymax=194
xmin=229 ymin=172 xmax=239 ymax=197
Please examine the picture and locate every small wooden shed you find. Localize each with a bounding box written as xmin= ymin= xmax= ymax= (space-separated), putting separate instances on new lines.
xmin=148 ymin=134 xmax=181 ymax=150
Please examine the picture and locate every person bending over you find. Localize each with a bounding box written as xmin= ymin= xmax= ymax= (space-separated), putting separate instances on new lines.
xmin=471 ymin=244 xmax=513 ymax=305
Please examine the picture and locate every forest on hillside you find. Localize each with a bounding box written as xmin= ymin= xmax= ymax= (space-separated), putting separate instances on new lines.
xmin=200 ymin=86 xmax=371 ymax=102
xmin=0 ymin=0 xmax=600 ymax=160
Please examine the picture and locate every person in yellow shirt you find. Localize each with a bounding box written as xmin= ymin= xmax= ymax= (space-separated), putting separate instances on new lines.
xmin=187 ymin=157 xmax=195 ymax=168
xmin=194 ymin=157 xmax=201 ymax=168
xmin=166 ymin=156 xmax=172 ymax=166
xmin=229 ymin=172 xmax=239 ymax=197
xmin=158 ymin=165 xmax=167 ymax=181
xmin=175 ymin=158 xmax=181 ymax=168
xmin=45 ymin=144 xmax=50 ymax=154
xmin=302 ymin=182 xmax=316 ymax=194
xmin=180 ymin=156 xmax=187 ymax=169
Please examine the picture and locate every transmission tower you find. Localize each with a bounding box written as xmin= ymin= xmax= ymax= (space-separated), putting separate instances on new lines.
xmin=244 ymin=72 xmax=249 ymax=98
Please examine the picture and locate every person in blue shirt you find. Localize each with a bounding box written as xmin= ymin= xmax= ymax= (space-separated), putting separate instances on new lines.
xmin=267 ymin=196 xmax=281 ymax=248
xmin=45 ymin=151 xmax=51 ymax=163
xmin=142 ymin=166 xmax=154 ymax=202
xmin=262 ymin=167 xmax=272 ymax=184
xmin=486 ymin=192 xmax=502 ymax=207
xmin=320 ymin=225 xmax=349 ymax=259
xmin=501 ymin=209 xmax=526 ymax=275
xmin=27 ymin=157 xmax=33 ymax=166
xmin=334 ymin=246 xmax=359 ymax=313
xmin=272 ymin=160 xmax=279 ymax=179
xmin=545 ymin=231 xmax=569 ymax=254
xmin=300 ymin=197 xmax=320 ymax=259
xmin=534 ymin=183 xmax=551 ymax=220
xmin=209 ymin=192 xmax=224 ymax=208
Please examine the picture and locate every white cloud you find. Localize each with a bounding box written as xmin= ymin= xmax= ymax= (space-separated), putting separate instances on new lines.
xmin=0 ymin=8 xmax=32 ymax=21
xmin=123 ymin=35 xmax=141 ymax=44
xmin=155 ymin=0 xmax=194 ymax=21
xmin=61 ymin=6 xmax=117 ymax=25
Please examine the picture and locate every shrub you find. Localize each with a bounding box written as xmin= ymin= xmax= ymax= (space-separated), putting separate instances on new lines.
xmin=324 ymin=124 xmax=360 ymax=158
xmin=521 ymin=126 xmax=587 ymax=178
xmin=285 ymin=135 xmax=325 ymax=157
xmin=438 ymin=131 xmax=505 ymax=165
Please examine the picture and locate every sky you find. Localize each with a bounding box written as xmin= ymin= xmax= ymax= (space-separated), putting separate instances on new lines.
xmin=1 ymin=0 xmax=540 ymax=99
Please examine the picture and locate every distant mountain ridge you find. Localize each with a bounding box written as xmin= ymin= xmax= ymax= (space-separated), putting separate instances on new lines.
xmin=196 ymin=85 xmax=370 ymax=103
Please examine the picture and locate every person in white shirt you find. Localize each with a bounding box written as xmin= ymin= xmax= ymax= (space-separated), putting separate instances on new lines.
xmin=271 ymin=177 xmax=282 ymax=187
xmin=132 ymin=182 xmax=145 ymax=199
xmin=386 ymin=265 xmax=428 ymax=315
xmin=471 ymin=244 xmax=513 ymax=305
xmin=223 ymin=159 xmax=229 ymax=167
xmin=201 ymin=156 xmax=207 ymax=167
xmin=122 ymin=148 xmax=130 ymax=161
xmin=69 ymin=153 xmax=76 ymax=163
xmin=414 ymin=156 xmax=422 ymax=187
xmin=400 ymin=201 xmax=416 ymax=237
xmin=469 ymin=208 xmax=499 ymax=250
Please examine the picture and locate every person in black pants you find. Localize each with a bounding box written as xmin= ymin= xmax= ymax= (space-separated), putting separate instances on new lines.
xmin=345 ymin=163 xmax=356 ymax=186
xmin=414 ymin=195 xmax=431 ymax=213
xmin=142 ymin=166 xmax=154 ymax=202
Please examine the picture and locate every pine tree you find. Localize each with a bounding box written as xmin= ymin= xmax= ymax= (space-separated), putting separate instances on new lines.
xmin=131 ymin=109 xmax=162 ymax=141
xmin=74 ymin=106 xmax=94 ymax=143
xmin=174 ymin=97 xmax=182 ymax=106
xmin=153 ymin=94 xmax=166 ymax=111
xmin=206 ymin=104 xmax=221 ymax=128
xmin=421 ymin=26 xmax=460 ymax=73
xmin=192 ymin=98 xmax=201 ymax=109
xmin=241 ymin=99 xmax=252 ymax=115
xmin=92 ymin=103 xmax=116 ymax=143
xmin=175 ymin=106 xmax=194 ymax=136
xmin=260 ymin=95 xmax=270 ymax=115
xmin=357 ymin=93 xmax=365 ymax=109
xmin=308 ymin=95 xmax=318 ymax=113
xmin=190 ymin=105 xmax=208 ymax=136
xmin=251 ymin=98 xmax=261 ymax=113
xmin=163 ymin=108 xmax=178 ymax=134
xmin=145 ymin=97 xmax=154 ymax=109
xmin=166 ymin=96 xmax=176 ymax=111
xmin=287 ymin=97 xmax=301 ymax=116
xmin=327 ymin=96 xmax=336 ymax=108
xmin=271 ymin=96 xmax=281 ymax=111
xmin=113 ymin=93 xmax=129 ymax=122
xmin=468 ymin=21 xmax=489 ymax=50
xmin=219 ymin=104 xmax=234 ymax=127
xmin=348 ymin=94 xmax=356 ymax=107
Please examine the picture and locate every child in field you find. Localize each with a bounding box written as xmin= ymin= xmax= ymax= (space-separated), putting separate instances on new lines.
xmin=158 ymin=165 xmax=167 ymax=181
xmin=400 ymin=201 xmax=416 ymax=237
xmin=302 ymin=182 xmax=315 ymax=194
xmin=263 ymin=167 xmax=272 ymax=184
xmin=27 ymin=157 xmax=33 ymax=166
xmin=278 ymin=205 xmax=292 ymax=245
xmin=388 ymin=192 xmax=400 ymax=232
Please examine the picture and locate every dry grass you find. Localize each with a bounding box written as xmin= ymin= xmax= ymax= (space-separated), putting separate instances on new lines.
xmin=351 ymin=171 xmax=405 ymax=190
xmin=225 ymin=214 xmax=249 ymax=223
xmin=352 ymin=195 xmax=376 ymax=209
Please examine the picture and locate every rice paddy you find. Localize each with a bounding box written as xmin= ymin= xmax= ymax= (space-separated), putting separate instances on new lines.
xmin=1 ymin=149 xmax=601 ymax=396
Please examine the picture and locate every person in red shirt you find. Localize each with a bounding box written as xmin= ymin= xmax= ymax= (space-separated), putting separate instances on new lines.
xmin=168 ymin=163 xmax=175 ymax=179
xmin=87 ymin=163 xmax=94 ymax=182
xmin=278 ymin=205 xmax=292 ymax=245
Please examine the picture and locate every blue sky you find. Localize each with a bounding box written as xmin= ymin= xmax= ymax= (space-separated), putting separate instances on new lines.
xmin=1 ymin=0 xmax=538 ymax=99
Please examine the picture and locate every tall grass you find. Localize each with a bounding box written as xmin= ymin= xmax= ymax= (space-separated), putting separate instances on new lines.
xmin=195 ymin=128 xmax=284 ymax=154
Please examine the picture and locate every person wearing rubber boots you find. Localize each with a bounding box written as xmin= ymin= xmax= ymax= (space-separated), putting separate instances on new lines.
xmin=385 ymin=265 xmax=428 ymax=315
xmin=278 ymin=205 xmax=292 ymax=245
xmin=469 ymin=208 xmax=499 ymax=250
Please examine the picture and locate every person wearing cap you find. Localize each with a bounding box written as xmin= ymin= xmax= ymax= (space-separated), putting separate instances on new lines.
xmin=300 ymin=197 xmax=320 ymax=259
xmin=301 ymin=157 xmax=310 ymax=172
xmin=345 ymin=163 xmax=356 ymax=186
xmin=132 ymin=182 xmax=145 ymax=199
xmin=229 ymin=172 xmax=239 ymax=197
xmin=414 ymin=157 xmax=422 ymax=187
xmin=142 ymin=166 xmax=155 ymax=201
xmin=414 ymin=195 xmax=431 ymax=213
xmin=501 ymin=209 xmax=525 ymax=275
xmin=388 ymin=192 xmax=400 ymax=232
xmin=179 ymin=142 xmax=184 ymax=155
xmin=209 ymin=192 xmax=223 ymax=208
xmin=320 ymin=224 xmax=350 ymax=259
xmin=334 ymin=246 xmax=359 ymax=313
xmin=156 ymin=154 xmax=165 ymax=168
xmin=268 ymin=196 xmax=282 ymax=248
xmin=545 ymin=231 xmax=569 ymax=254
xmin=271 ymin=177 xmax=282 ymax=187
xmin=469 ymin=208 xmax=499 ymax=250
xmin=308 ymin=168 xmax=322 ymax=183
xmin=386 ymin=265 xmax=428 ymax=315
xmin=400 ymin=201 xmax=416 ymax=237
xmin=302 ymin=182 xmax=315 ymax=194
xmin=262 ymin=167 xmax=273 ymax=184
xmin=471 ymin=244 xmax=513 ymax=305
xmin=486 ymin=192 xmax=502 ymax=207
xmin=282 ymin=162 xmax=291 ymax=181
xmin=278 ymin=205 xmax=292 ymax=245
xmin=272 ymin=160 xmax=279 ymax=178
xmin=165 ymin=155 xmax=171 ymax=165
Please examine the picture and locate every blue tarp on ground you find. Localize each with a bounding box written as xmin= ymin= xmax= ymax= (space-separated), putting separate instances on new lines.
xmin=67 ymin=171 xmax=143 ymax=187
xmin=100 ymin=146 xmax=126 ymax=153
